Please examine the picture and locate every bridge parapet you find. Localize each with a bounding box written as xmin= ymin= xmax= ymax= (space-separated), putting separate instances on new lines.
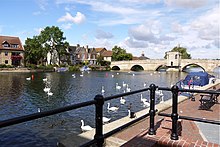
xmin=110 ymin=59 xmax=219 ymax=72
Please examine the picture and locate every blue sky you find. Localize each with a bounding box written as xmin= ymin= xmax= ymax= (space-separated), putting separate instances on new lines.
xmin=0 ymin=0 xmax=219 ymax=59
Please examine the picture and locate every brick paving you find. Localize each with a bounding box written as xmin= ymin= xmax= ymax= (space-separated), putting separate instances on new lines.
xmin=112 ymin=85 xmax=220 ymax=147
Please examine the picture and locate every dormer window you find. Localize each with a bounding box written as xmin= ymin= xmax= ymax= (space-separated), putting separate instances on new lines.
xmin=2 ymin=41 xmax=10 ymax=47
xmin=11 ymin=44 xmax=19 ymax=48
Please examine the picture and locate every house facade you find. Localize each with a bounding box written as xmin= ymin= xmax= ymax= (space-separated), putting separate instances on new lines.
xmin=0 ymin=36 xmax=24 ymax=67
xmin=71 ymin=44 xmax=97 ymax=65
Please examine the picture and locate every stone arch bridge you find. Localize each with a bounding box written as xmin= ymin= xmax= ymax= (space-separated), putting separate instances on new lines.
xmin=110 ymin=59 xmax=220 ymax=72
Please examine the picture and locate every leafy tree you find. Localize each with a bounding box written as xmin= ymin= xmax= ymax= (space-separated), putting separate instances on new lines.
xmin=38 ymin=26 xmax=69 ymax=65
xmin=24 ymin=36 xmax=44 ymax=65
xmin=112 ymin=46 xmax=133 ymax=61
xmin=164 ymin=46 xmax=191 ymax=59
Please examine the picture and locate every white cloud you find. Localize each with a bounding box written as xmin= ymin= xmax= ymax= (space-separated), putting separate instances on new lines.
xmin=95 ymin=29 xmax=114 ymax=39
xmin=191 ymin=7 xmax=219 ymax=43
xmin=129 ymin=24 xmax=156 ymax=42
xmin=164 ymin=0 xmax=207 ymax=8
xmin=58 ymin=12 xmax=86 ymax=24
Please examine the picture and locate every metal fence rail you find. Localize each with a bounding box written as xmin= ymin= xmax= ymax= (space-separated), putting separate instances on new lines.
xmin=0 ymin=84 xmax=219 ymax=147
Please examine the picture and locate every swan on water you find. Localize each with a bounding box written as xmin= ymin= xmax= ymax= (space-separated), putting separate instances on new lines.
xmin=103 ymin=117 xmax=111 ymax=124
xmin=116 ymin=83 xmax=121 ymax=90
xmin=81 ymin=120 xmax=93 ymax=132
xmin=72 ymin=74 xmax=76 ymax=78
xmin=101 ymin=86 xmax=105 ymax=94
xmin=120 ymin=97 xmax=126 ymax=104
xmin=44 ymin=87 xmax=50 ymax=92
xmin=43 ymin=78 xmax=47 ymax=82
xmin=140 ymin=94 xmax=147 ymax=102
xmin=155 ymin=90 xmax=163 ymax=97
xmin=47 ymin=91 xmax=53 ymax=96
xmin=143 ymin=100 xmax=150 ymax=107
xmin=126 ymin=84 xmax=131 ymax=92
xmin=122 ymin=81 xmax=127 ymax=87
xmin=26 ymin=77 xmax=31 ymax=80
xmin=144 ymin=82 xmax=147 ymax=88
xmin=107 ymin=103 xmax=119 ymax=111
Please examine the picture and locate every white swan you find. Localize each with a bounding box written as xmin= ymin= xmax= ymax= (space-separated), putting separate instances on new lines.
xmin=81 ymin=120 xmax=93 ymax=132
xmin=26 ymin=77 xmax=31 ymax=80
xmin=101 ymin=86 xmax=105 ymax=93
xmin=132 ymin=73 xmax=135 ymax=76
xmin=116 ymin=83 xmax=121 ymax=90
xmin=107 ymin=103 xmax=119 ymax=111
xmin=72 ymin=74 xmax=76 ymax=78
xmin=140 ymin=94 xmax=147 ymax=102
xmin=143 ymin=100 xmax=150 ymax=107
xmin=43 ymin=78 xmax=47 ymax=82
xmin=112 ymin=74 xmax=114 ymax=78
xmin=38 ymin=108 xmax=41 ymax=112
xmin=155 ymin=90 xmax=163 ymax=97
xmin=159 ymin=95 xmax=164 ymax=103
xmin=126 ymin=84 xmax=131 ymax=92
xmin=144 ymin=82 xmax=147 ymax=88
xmin=120 ymin=97 xmax=126 ymax=104
xmin=122 ymin=81 xmax=127 ymax=87
xmin=47 ymin=91 xmax=53 ymax=96
xmin=103 ymin=117 xmax=111 ymax=124
xmin=44 ymin=87 xmax=50 ymax=92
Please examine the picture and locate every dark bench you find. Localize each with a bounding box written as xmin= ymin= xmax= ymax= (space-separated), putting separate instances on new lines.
xmin=199 ymin=93 xmax=219 ymax=110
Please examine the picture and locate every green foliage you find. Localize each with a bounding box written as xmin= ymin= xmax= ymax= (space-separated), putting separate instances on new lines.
xmin=0 ymin=64 xmax=14 ymax=68
xmin=24 ymin=36 xmax=44 ymax=65
xmin=68 ymin=65 xmax=80 ymax=71
xmin=96 ymin=56 xmax=111 ymax=66
xmin=112 ymin=46 xmax=133 ymax=61
xmin=164 ymin=46 xmax=191 ymax=59
xmin=24 ymin=26 xmax=69 ymax=66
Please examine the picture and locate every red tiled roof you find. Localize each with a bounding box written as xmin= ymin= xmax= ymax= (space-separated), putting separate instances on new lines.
xmin=95 ymin=48 xmax=106 ymax=53
xmin=0 ymin=35 xmax=24 ymax=51
xmin=101 ymin=50 xmax=112 ymax=57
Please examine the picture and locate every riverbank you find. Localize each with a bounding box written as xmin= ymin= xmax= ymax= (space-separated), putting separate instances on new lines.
xmin=0 ymin=67 xmax=54 ymax=73
xmin=60 ymin=79 xmax=220 ymax=146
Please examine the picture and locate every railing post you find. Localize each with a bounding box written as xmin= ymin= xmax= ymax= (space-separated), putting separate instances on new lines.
xmin=171 ymin=85 xmax=179 ymax=140
xmin=148 ymin=84 xmax=157 ymax=135
xmin=94 ymin=94 xmax=104 ymax=147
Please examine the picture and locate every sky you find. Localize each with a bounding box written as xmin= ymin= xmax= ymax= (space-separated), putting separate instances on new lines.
xmin=0 ymin=0 xmax=219 ymax=59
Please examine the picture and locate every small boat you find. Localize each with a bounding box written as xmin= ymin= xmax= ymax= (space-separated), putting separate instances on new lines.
xmin=176 ymin=71 xmax=215 ymax=90
xmin=80 ymin=66 xmax=91 ymax=72
xmin=56 ymin=67 xmax=68 ymax=72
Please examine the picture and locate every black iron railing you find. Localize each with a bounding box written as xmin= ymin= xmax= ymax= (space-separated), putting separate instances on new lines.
xmin=0 ymin=84 xmax=219 ymax=147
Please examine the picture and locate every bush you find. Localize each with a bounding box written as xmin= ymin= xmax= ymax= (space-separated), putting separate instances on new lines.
xmin=0 ymin=64 xmax=14 ymax=68
xmin=69 ymin=65 xmax=80 ymax=71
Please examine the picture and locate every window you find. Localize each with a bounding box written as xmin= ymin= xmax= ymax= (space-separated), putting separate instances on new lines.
xmin=5 ymin=60 xmax=8 ymax=64
xmin=175 ymin=54 xmax=178 ymax=59
xmin=11 ymin=44 xmax=19 ymax=48
xmin=5 ymin=52 xmax=8 ymax=56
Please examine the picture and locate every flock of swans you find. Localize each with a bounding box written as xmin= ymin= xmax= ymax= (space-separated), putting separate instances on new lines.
xmin=26 ymin=71 xmax=165 ymax=133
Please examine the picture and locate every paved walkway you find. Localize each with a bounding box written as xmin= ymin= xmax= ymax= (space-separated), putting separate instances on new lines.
xmin=109 ymin=85 xmax=220 ymax=147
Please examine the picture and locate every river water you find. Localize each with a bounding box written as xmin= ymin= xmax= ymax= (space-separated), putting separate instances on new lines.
xmin=0 ymin=69 xmax=218 ymax=146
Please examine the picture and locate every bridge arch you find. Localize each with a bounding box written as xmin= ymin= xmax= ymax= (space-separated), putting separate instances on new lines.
xmin=131 ymin=65 xmax=144 ymax=71
xmin=181 ymin=63 xmax=205 ymax=72
xmin=112 ymin=66 xmax=120 ymax=70
xmin=155 ymin=65 xmax=167 ymax=71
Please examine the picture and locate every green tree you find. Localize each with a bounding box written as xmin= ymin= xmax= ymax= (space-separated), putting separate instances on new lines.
xmin=164 ymin=46 xmax=191 ymax=59
xmin=24 ymin=36 xmax=44 ymax=65
xmin=112 ymin=46 xmax=133 ymax=61
xmin=38 ymin=26 xmax=69 ymax=65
